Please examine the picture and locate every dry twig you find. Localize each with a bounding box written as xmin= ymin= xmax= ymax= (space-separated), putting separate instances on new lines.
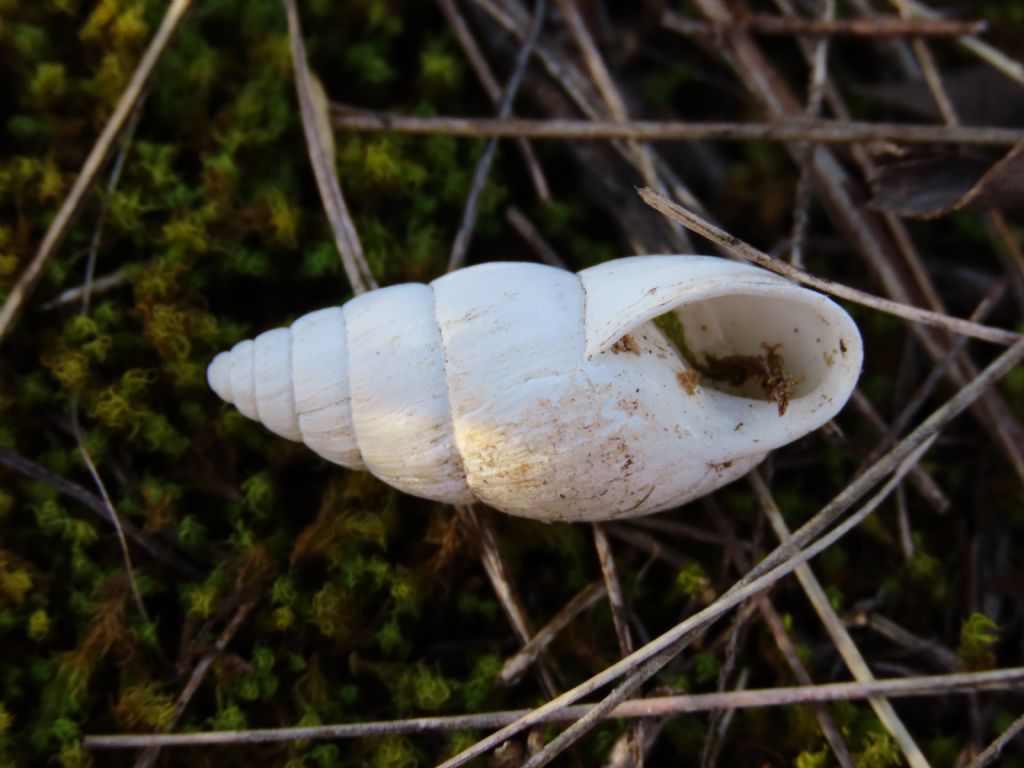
xmin=0 ymin=445 xmax=198 ymax=576
xmin=0 ymin=0 xmax=194 ymax=345
xmin=43 ymin=269 xmax=130 ymax=311
xmin=848 ymin=390 xmax=950 ymax=512
xmin=906 ymin=0 xmax=1024 ymax=86
xmin=283 ymin=0 xmax=377 ymax=295
xmin=505 ymin=206 xmax=567 ymax=268
xmin=70 ymin=397 xmax=150 ymax=628
xmin=968 ymin=711 xmax=1024 ymax=768
xmin=448 ymin=0 xmax=547 ymax=271
xmin=457 ymin=504 xmax=563 ymax=696
xmin=433 ymin=0 xmax=551 ymax=202
xmin=497 ymin=581 xmax=606 ymax=685
xmin=592 ymin=523 xmax=643 ymax=766
xmin=638 ymin=187 xmax=1020 ymax=347
xmin=845 ymin=612 xmax=960 ymax=672
xmin=752 ymin=471 xmax=931 ymax=768
xmin=132 ymin=600 xmax=256 ymax=768
xmin=83 ymin=667 xmax=1024 ymax=749
xmin=706 ymin=502 xmax=855 ymax=767
xmin=788 ymin=0 xmax=833 ymax=269
xmin=329 ymin=109 xmax=1024 ymax=146
xmin=592 ymin=525 xmax=633 ymax=658
xmin=661 ymin=11 xmax=985 ymax=38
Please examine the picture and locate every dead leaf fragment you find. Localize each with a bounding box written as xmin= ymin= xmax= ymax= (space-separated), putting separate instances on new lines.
xmin=854 ymin=66 xmax=1024 ymax=128
xmin=870 ymin=139 xmax=1024 ymax=219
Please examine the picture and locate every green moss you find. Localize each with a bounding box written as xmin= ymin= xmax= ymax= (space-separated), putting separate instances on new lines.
xmin=372 ymin=737 xmax=419 ymax=768
xmin=794 ymin=746 xmax=829 ymax=768
xmin=855 ymin=732 xmax=901 ymax=768
xmin=693 ymin=651 xmax=720 ymax=685
xmin=674 ymin=561 xmax=710 ymax=598
xmin=112 ymin=683 xmax=176 ymax=730
xmin=958 ymin=613 xmax=1000 ymax=671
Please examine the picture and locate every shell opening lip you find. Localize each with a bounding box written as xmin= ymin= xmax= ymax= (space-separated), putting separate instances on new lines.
xmin=667 ymin=290 xmax=861 ymax=406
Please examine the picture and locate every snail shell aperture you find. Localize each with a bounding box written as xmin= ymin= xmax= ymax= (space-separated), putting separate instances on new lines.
xmin=207 ymin=256 xmax=863 ymax=522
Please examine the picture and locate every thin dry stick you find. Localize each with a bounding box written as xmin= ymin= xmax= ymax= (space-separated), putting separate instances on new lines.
xmin=132 ymin=600 xmax=256 ymax=768
xmin=83 ymin=667 xmax=1024 ymax=748
xmin=968 ymin=710 xmax=1024 ymax=768
xmin=443 ymin=335 xmax=1024 ymax=768
xmin=448 ymin=0 xmax=546 ymax=272
xmin=71 ymin=398 xmax=150 ymax=627
xmin=505 ymin=206 xmax=567 ymax=268
xmin=328 ymin=109 xmax=1024 ymax=146
xmin=0 ymin=445 xmax=197 ymax=575
xmin=555 ymin=0 xmax=627 ymax=123
xmin=890 ymin=0 xmax=959 ymax=124
xmin=433 ymin=0 xmax=551 ymax=202
xmin=847 ymin=390 xmax=949 ymax=513
xmin=759 ymin=596 xmax=856 ymax=767
xmin=857 ymin=279 xmax=1007 ymax=475
xmin=283 ymin=0 xmax=376 ymax=294
xmin=605 ymin=524 xmax=690 ymax=569
xmin=43 ymin=269 xmax=130 ymax=311
xmin=846 ymin=612 xmax=960 ymax=672
xmin=0 ymin=0 xmax=193 ymax=345
xmin=592 ymin=525 xmax=633 ymax=657
xmin=497 ymin=581 xmax=607 ymax=685
xmin=703 ymin=667 xmax=749 ymax=768
xmin=661 ymin=11 xmax=985 ymax=37
xmin=906 ymin=0 xmax=1024 ymax=86
xmin=592 ymin=523 xmax=642 ymax=767
xmin=752 ymin=470 xmax=932 ymax=768
xmin=457 ymin=504 xmax=562 ymax=696
xmin=555 ymin=0 xmax=679 ymax=251
xmin=700 ymin=572 xmax=752 ymax=768
xmin=707 ymin=503 xmax=855 ymax=768
xmin=637 ymin=187 xmax=1020 ymax=347
xmin=83 ymin=101 xmax=143 ymax=313
xmin=66 ymin=105 xmax=151 ymax=628
xmin=895 ymin=482 xmax=914 ymax=560
xmin=789 ymin=0 xmax=833 ymax=269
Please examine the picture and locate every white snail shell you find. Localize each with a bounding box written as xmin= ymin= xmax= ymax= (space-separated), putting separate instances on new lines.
xmin=207 ymin=256 xmax=862 ymax=522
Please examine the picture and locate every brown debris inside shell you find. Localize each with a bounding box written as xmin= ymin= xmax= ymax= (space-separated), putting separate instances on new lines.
xmin=652 ymin=312 xmax=797 ymax=416
xmin=703 ymin=343 xmax=797 ymax=416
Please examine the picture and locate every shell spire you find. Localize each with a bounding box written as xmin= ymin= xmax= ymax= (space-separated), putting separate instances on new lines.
xmin=206 ymin=351 xmax=234 ymax=404
xmin=206 ymin=310 xmax=365 ymax=469
xmin=205 ymin=331 xmax=301 ymax=441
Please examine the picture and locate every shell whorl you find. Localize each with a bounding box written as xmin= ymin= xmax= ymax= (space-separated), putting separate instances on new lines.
xmin=206 ymin=308 xmax=364 ymax=468
xmin=206 ymin=290 xmax=475 ymax=505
